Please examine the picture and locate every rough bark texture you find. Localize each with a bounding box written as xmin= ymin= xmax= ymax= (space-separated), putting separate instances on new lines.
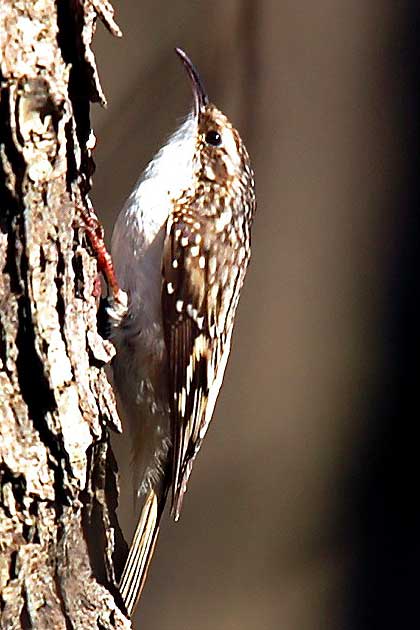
xmin=0 ymin=1 xmax=130 ymax=628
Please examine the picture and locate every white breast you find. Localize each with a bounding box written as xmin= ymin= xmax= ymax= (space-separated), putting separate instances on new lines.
xmin=111 ymin=113 xmax=196 ymax=328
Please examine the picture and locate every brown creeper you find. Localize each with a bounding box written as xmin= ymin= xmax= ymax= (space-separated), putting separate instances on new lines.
xmin=109 ymin=48 xmax=256 ymax=616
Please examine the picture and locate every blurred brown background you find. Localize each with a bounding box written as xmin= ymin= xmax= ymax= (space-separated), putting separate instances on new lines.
xmin=92 ymin=3 xmax=420 ymax=629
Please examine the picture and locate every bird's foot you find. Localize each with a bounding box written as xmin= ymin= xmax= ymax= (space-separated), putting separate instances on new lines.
xmin=76 ymin=201 xmax=123 ymax=302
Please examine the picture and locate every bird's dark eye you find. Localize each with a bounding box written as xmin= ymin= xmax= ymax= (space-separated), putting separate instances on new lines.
xmin=205 ymin=130 xmax=222 ymax=146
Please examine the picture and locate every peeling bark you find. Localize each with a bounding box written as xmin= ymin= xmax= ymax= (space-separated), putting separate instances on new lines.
xmin=0 ymin=1 xmax=129 ymax=628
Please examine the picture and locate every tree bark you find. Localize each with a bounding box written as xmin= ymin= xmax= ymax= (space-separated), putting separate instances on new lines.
xmin=0 ymin=1 xmax=130 ymax=627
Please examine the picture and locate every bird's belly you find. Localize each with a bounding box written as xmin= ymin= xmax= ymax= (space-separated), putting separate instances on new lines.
xmin=111 ymin=221 xmax=172 ymax=501
xmin=112 ymin=324 xmax=171 ymax=499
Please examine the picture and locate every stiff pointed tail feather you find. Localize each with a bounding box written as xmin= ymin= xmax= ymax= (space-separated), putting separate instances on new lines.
xmin=119 ymin=489 xmax=161 ymax=616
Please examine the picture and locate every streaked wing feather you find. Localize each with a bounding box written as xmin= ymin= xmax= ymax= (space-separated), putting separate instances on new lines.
xmin=162 ymin=213 xmax=221 ymax=519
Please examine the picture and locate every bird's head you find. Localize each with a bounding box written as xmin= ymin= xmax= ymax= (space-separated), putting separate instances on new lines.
xmin=175 ymin=48 xmax=251 ymax=188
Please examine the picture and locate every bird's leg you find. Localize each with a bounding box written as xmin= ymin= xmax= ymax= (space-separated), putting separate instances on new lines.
xmin=76 ymin=203 xmax=129 ymax=328
xmin=76 ymin=203 xmax=121 ymax=297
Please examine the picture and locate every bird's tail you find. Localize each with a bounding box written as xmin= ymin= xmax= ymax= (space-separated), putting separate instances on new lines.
xmin=119 ymin=487 xmax=166 ymax=616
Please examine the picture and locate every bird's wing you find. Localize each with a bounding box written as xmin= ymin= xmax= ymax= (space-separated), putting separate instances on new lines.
xmin=162 ymin=209 xmax=240 ymax=521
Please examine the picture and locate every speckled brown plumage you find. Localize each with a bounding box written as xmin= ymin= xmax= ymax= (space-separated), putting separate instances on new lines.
xmin=162 ymin=105 xmax=255 ymax=519
xmin=110 ymin=49 xmax=256 ymax=616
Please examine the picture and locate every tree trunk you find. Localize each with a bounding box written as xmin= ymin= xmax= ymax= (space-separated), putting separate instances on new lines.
xmin=0 ymin=1 xmax=130 ymax=627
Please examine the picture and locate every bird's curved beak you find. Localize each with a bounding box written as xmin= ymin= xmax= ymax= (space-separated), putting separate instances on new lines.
xmin=175 ymin=47 xmax=209 ymax=116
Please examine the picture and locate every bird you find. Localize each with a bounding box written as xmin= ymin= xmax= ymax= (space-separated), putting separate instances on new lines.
xmin=107 ymin=47 xmax=256 ymax=617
